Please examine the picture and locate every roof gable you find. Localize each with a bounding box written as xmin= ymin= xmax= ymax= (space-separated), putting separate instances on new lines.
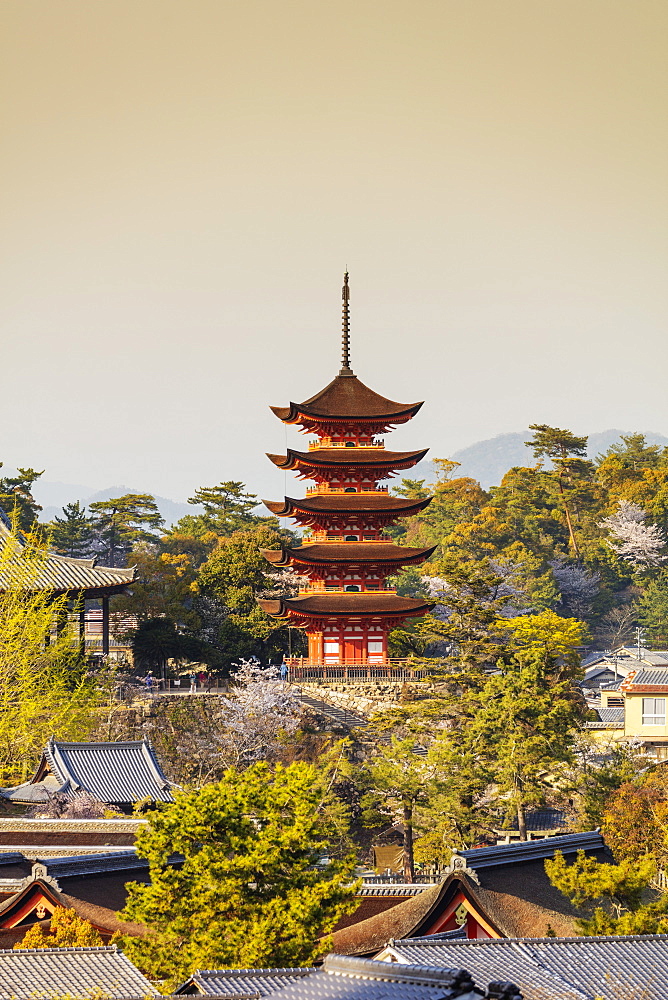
xmin=32 ymin=738 xmax=176 ymax=807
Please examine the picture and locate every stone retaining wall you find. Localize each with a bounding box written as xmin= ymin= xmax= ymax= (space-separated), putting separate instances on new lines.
xmin=297 ymin=680 xmax=429 ymax=717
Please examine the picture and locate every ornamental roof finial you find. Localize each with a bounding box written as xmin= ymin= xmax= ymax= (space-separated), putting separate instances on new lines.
xmin=339 ymin=271 xmax=354 ymax=375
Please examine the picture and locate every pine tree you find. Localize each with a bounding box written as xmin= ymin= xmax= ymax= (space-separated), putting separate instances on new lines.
xmin=49 ymin=502 xmax=95 ymax=558
xmin=88 ymin=494 xmax=164 ymax=567
xmin=0 ymin=466 xmax=44 ymax=533
xmin=187 ymin=481 xmax=261 ymax=535
xmin=119 ymin=761 xmax=358 ymax=988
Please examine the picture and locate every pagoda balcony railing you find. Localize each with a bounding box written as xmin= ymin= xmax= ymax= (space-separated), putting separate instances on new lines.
xmin=285 ymin=658 xmax=430 ymax=682
xmin=303 ymin=535 xmax=391 ymax=543
xmin=305 ymin=485 xmax=388 ymax=495
xmin=308 ymin=440 xmax=385 ymax=451
xmin=307 ymin=440 xmax=385 ymax=451
xmin=299 ymin=586 xmax=397 ymax=594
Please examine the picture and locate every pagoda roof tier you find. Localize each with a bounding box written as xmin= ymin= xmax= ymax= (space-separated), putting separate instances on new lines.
xmin=270 ymin=373 xmax=423 ymax=426
xmin=263 ymin=494 xmax=431 ymax=519
xmin=267 ymin=448 xmax=428 ymax=476
xmin=259 ymin=593 xmax=432 ymax=619
xmin=261 ymin=543 xmax=435 ymax=568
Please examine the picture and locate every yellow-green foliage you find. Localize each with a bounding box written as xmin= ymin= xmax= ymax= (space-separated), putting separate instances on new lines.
xmin=496 ymin=609 xmax=589 ymax=664
xmin=16 ymin=907 xmax=103 ymax=948
xmin=545 ymin=849 xmax=668 ymax=935
xmin=119 ymin=761 xmax=359 ymax=990
xmin=0 ymin=524 xmax=100 ymax=783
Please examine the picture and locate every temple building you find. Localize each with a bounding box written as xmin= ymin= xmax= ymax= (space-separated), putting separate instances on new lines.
xmin=259 ymin=275 xmax=433 ymax=666
xmin=0 ymin=510 xmax=135 ymax=656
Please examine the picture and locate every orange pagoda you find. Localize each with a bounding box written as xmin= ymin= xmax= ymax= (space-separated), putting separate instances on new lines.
xmin=258 ymin=274 xmax=433 ymax=667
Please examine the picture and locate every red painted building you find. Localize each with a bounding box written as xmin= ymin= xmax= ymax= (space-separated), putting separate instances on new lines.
xmin=259 ymin=275 xmax=433 ymax=665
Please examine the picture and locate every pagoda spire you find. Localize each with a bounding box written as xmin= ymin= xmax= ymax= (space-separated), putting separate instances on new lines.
xmin=339 ymin=271 xmax=354 ymax=376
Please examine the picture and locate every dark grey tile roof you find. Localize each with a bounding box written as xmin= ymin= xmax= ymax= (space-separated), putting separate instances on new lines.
xmin=0 ymin=944 xmax=159 ymax=998
xmin=624 ymin=668 xmax=668 ymax=687
xmin=0 ymin=517 xmax=136 ymax=596
xmin=382 ymin=934 xmax=668 ymax=1000
xmin=264 ymin=953 xmax=502 ymax=1000
xmin=586 ymin=707 xmax=624 ymax=728
xmin=457 ymin=831 xmax=603 ymax=870
xmin=42 ymin=850 xmax=152 ymax=879
xmin=176 ymin=967 xmax=313 ymax=996
xmin=45 ymin=737 xmax=175 ymax=806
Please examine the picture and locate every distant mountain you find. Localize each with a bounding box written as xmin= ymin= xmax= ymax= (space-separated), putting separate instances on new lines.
xmin=35 ymin=482 xmax=199 ymax=528
xmin=448 ymin=429 xmax=668 ymax=490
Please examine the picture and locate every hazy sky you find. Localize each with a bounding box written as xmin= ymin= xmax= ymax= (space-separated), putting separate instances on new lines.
xmin=1 ymin=1 xmax=666 ymax=503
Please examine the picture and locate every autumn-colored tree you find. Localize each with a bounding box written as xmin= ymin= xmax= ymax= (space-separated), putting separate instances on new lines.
xmin=119 ymin=762 xmax=358 ymax=988
xmin=602 ymin=767 xmax=668 ymax=866
xmin=17 ymin=907 xmax=103 ymax=948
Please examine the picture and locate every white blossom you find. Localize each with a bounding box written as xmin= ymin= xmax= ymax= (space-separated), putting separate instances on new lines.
xmin=550 ymin=559 xmax=600 ymax=618
xmin=601 ymin=501 xmax=668 ymax=569
xmin=216 ymin=660 xmax=302 ymax=768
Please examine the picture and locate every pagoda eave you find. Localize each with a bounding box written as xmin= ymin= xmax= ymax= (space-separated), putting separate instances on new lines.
xmin=259 ymin=594 xmax=433 ymax=619
xmin=262 ymin=495 xmax=432 ymax=519
xmin=261 ymin=544 xmax=436 ymax=568
xmin=266 ymin=448 xmax=428 ymax=474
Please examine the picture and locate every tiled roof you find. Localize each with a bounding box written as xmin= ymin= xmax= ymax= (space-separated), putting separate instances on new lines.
xmin=381 ymin=934 xmax=668 ymax=1000
xmin=0 ymin=516 xmax=136 ymax=597
xmin=263 ymin=495 xmax=432 ymax=518
xmin=264 ymin=953 xmax=492 ymax=1000
xmin=42 ymin=738 xmax=175 ymax=807
xmin=259 ymin=593 xmax=433 ymax=619
xmin=270 ymin=374 xmax=423 ymax=423
xmin=262 ymin=543 xmax=435 ymax=567
xmin=457 ymin=831 xmax=604 ymax=870
xmin=331 ymin=833 xmax=611 ymax=956
xmin=42 ymin=850 xmax=152 ymax=879
xmin=622 ymin=668 xmax=668 ymax=689
xmin=176 ymin=967 xmax=313 ymax=996
xmin=267 ymin=448 xmax=429 ymax=473
xmin=0 ymin=945 xmax=159 ymax=998
xmin=584 ymin=707 xmax=624 ymax=728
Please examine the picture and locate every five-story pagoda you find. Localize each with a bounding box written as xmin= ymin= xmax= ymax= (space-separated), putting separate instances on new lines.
xmin=259 ymin=274 xmax=433 ymax=666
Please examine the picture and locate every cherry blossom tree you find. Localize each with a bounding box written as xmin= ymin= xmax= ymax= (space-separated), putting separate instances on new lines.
xmin=601 ymin=501 xmax=668 ymax=569
xmin=216 ymin=660 xmax=303 ymax=768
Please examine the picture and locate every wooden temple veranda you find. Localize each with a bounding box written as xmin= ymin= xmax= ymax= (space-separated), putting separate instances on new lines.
xmin=0 ymin=510 xmax=136 ymax=656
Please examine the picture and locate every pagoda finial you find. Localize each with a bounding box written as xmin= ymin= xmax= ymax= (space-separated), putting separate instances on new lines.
xmin=339 ymin=271 xmax=354 ymax=375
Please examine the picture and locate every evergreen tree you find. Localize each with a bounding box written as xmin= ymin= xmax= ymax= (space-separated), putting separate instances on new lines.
xmin=119 ymin=762 xmax=358 ymax=988
xmin=361 ymin=738 xmax=434 ymax=882
xmin=526 ymin=424 xmax=593 ymax=557
xmin=546 ymin=849 xmax=668 ymax=936
xmin=187 ymin=480 xmax=261 ymax=535
xmin=88 ymin=493 xmax=164 ymax=567
xmin=0 ymin=466 xmax=43 ymax=532
xmin=49 ymin=501 xmax=95 ymax=558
